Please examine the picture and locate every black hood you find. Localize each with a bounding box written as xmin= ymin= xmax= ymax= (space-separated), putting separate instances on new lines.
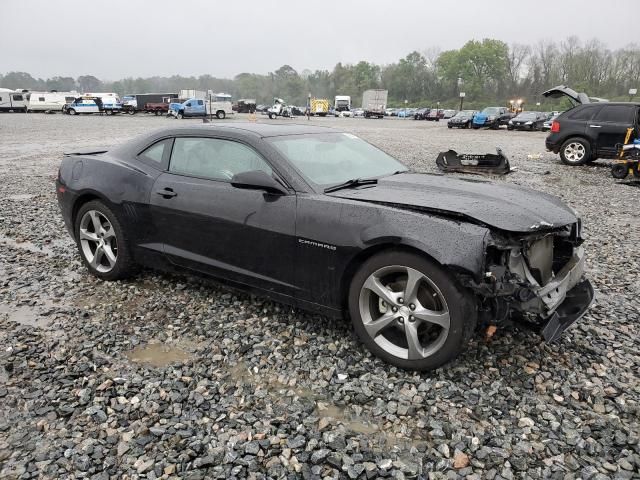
xmin=329 ymin=173 xmax=577 ymax=233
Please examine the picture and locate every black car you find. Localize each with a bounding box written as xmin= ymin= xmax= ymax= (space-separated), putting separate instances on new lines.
xmin=56 ymin=123 xmax=593 ymax=371
xmin=472 ymin=107 xmax=513 ymax=129
xmin=507 ymin=111 xmax=547 ymax=131
xmin=413 ymin=108 xmax=429 ymax=120
xmin=447 ymin=110 xmax=478 ymax=129
xmin=543 ymin=85 xmax=640 ymax=165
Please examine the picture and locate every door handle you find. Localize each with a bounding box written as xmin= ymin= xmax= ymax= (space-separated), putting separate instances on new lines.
xmin=588 ymin=124 xmax=602 ymax=128
xmin=155 ymin=188 xmax=177 ymax=198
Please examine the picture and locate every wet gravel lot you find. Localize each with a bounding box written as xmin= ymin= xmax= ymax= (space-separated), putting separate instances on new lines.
xmin=0 ymin=113 xmax=638 ymax=479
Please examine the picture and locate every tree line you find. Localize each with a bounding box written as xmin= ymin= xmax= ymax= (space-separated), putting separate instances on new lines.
xmin=2 ymin=37 xmax=639 ymax=110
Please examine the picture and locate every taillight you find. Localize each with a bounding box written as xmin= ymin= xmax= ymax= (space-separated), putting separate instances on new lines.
xmin=550 ymin=121 xmax=560 ymax=133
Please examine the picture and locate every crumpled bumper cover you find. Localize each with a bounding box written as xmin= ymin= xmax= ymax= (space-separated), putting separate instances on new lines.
xmin=541 ymin=279 xmax=594 ymax=342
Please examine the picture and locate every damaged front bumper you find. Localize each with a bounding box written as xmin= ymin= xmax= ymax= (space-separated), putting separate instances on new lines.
xmin=473 ymin=230 xmax=594 ymax=342
xmin=541 ymin=279 xmax=594 ymax=342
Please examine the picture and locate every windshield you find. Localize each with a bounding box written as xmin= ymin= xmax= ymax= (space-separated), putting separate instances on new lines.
xmin=517 ymin=112 xmax=539 ymax=120
xmin=455 ymin=110 xmax=475 ymax=117
xmin=268 ymin=133 xmax=407 ymax=187
xmin=481 ymin=107 xmax=500 ymax=115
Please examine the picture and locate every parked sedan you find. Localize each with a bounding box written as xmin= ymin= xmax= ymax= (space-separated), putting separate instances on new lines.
xmin=507 ymin=111 xmax=547 ymax=131
xmin=426 ymin=109 xmax=444 ymax=121
xmin=447 ymin=110 xmax=477 ymax=129
xmin=413 ymin=108 xmax=429 ymax=120
xmin=442 ymin=109 xmax=457 ymax=119
xmin=541 ymin=114 xmax=560 ymax=132
xmin=56 ymin=123 xmax=593 ymax=371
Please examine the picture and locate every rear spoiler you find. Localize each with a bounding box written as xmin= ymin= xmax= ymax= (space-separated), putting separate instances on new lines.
xmin=63 ymin=148 xmax=109 ymax=156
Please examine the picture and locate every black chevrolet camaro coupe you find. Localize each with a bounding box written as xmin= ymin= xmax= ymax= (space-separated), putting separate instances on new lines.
xmin=56 ymin=123 xmax=594 ymax=371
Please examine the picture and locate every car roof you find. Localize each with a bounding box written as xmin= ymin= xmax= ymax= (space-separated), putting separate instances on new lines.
xmin=162 ymin=122 xmax=338 ymax=138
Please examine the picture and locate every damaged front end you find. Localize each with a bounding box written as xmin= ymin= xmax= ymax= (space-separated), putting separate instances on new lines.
xmin=465 ymin=221 xmax=594 ymax=342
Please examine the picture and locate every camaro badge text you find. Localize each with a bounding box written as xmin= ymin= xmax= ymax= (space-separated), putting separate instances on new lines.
xmin=298 ymin=238 xmax=337 ymax=251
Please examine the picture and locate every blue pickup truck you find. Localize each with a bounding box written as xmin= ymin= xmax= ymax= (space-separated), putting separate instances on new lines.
xmin=168 ymin=98 xmax=206 ymax=118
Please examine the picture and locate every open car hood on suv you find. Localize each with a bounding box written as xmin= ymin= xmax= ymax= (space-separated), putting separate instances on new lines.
xmin=328 ymin=173 xmax=577 ymax=233
xmin=542 ymin=85 xmax=591 ymax=105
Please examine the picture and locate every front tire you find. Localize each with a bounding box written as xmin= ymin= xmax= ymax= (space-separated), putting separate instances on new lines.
xmin=348 ymin=251 xmax=476 ymax=371
xmin=74 ymin=200 xmax=136 ymax=281
xmin=560 ymin=137 xmax=591 ymax=166
xmin=216 ymin=110 xmax=226 ymax=119
xmin=68 ymin=108 xmax=77 ymax=115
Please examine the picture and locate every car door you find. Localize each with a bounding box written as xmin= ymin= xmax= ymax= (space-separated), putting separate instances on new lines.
xmin=590 ymin=104 xmax=637 ymax=157
xmin=149 ymin=135 xmax=298 ymax=295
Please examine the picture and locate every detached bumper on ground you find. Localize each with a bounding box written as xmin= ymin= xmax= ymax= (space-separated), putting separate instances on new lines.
xmin=541 ymin=279 xmax=594 ymax=342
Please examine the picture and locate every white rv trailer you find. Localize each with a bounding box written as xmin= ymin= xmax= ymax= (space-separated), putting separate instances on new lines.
xmin=26 ymin=92 xmax=78 ymax=112
xmin=0 ymin=88 xmax=28 ymax=112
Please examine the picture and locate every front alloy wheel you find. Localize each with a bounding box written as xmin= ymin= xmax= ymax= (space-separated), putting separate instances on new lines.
xmin=349 ymin=251 xmax=475 ymax=371
xmin=359 ymin=266 xmax=450 ymax=360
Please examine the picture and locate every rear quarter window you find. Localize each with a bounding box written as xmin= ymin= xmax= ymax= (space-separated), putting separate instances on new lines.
xmin=138 ymin=139 xmax=171 ymax=165
xmin=567 ymin=106 xmax=600 ymax=121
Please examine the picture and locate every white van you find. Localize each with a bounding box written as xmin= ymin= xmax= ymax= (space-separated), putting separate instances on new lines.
xmin=27 ymin=92 xmax=78 ymax=112
xmin=205 ymin=93 xmax=234 ymax=119
xmin=0 ymin=88 xmax=28 ymax=112
xmin=63 ymin=94 xmax=123 ymax=115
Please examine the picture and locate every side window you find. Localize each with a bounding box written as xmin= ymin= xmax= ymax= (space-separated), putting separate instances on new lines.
xmin=568 ymin=106 xmax=599 ymax=121
xmin=13 ymin=94 xmax=23 ymax=101
xmin=39 ymin=97 xmax=45 ymax=102
xmin=169 ymin=137 xmax=272 ymax=181
xmin=139 ymin=139 xmax=171 ymax=164
xmin=197 ymin=100 xmax=203 ymax=106
xmin=594 ymin=105 xmax=636 ymax=124
xmin=185 ymin=102 xmax=192 ymax=107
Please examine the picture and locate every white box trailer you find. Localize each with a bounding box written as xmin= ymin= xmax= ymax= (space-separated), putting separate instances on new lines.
xmin=0 ymin=88 xmax=28 ymax=112
xmin=26 ymin=92 xmax=78 ymax=112
xmin=362 ymin=89 xmax=388 ymax=118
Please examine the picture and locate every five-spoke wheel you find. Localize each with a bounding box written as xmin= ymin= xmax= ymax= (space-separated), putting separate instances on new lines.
xmin=74 ymin=200 xmax=136 ymax=280
xmin=349 ymin=251 xmax=475 ymax=371
xmin=79 ymin=210 xmax=118 ymax=273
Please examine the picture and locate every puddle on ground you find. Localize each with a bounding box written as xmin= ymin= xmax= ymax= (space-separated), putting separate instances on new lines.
xmin=125 ymin=342 xmax=195 ymax=367
xmin=316 ymin=403 xmax=379 ymax=434
xmin=0 ymin=303 xmax=54 ymax=327
xmin=0 ymin=234 xmax=70 ymax=257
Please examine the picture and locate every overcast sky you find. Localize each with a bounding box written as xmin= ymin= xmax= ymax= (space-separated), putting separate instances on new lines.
xmin=3 ymin=0 xmax=637 ymax=80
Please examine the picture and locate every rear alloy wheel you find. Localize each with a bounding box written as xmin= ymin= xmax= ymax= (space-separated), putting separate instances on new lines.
xmin=75 ymin=200 xmax=135 ymax=280
xmin=560 ymin=138 xmax=591 ymax=166
xmin=349 ymin=251 xmax=475 ymax=371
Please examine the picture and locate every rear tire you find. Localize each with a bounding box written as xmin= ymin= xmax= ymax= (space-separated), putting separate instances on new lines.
xmin=74 ymin=200 xmax=136 ymax=281
xmin=216 ymin=110 xmax=226 ymax=120
xmin=560 ymin=137 xmax=591 ymax=166
xmin=348 ymin=250 xmax=476 ymax=371
xmin=68 ymin=108 xmax=76 ymax=115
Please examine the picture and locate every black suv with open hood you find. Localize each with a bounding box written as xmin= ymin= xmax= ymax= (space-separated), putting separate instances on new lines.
xmin=543 ymin=85 xmax=640 ymax=165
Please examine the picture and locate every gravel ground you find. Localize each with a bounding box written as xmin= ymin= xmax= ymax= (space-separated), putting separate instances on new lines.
xmin=0 ymin=113 xmax=638 ymax=479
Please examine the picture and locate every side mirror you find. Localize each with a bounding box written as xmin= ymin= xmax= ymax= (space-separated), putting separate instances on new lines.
xmin=231 ymin=170 xmax=286 ymax=195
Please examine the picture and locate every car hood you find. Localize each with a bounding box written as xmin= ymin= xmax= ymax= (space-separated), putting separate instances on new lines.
xmin=328 ymin=173 xmax=577 ymax=233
